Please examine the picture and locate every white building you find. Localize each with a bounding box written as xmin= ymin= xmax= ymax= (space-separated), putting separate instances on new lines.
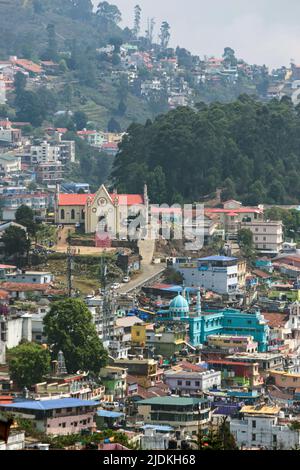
xmin=6 ymin=271 xmax=53 ymax=284
xmin=0 ymin=313 xmax=32 ymax=349
xmin=241 ymin=220 xmax=283 ymax=254
xmin=31 ymin=141 xmax=60 ymax=164
xmin=141 ymin=427 xmax=170 ymax=450
xmin=174 ymin=256 xmax=238 ymax=295
xmin=0 ymin=339 xmax=5 ymax=364
xmin=0 ymin=431 xmax=25 ymax=450
xmin=164 ymin=369 xmax=221 ymax=394
xmin=0 ymin=154 xmax=21 ymax=174
xmin=230 ymin=405 xmax=300 ymax=450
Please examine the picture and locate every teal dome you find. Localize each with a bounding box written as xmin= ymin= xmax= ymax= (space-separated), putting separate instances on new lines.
xmin=169 ymin=294 xmax=189 ymax=315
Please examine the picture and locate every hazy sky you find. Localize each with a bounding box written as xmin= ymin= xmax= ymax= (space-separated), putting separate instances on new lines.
xmin=93 ymin=0 xmax=300 ymax=69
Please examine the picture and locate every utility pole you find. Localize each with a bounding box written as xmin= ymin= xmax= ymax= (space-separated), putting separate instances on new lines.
xmin=67 ymin=230 xmax=74 ymax=298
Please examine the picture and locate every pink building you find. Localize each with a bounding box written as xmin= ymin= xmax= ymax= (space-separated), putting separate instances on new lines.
xmin=0 ymin=398 xmax=99 ymax=436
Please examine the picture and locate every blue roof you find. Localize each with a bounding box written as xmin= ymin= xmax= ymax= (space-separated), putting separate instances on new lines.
xmin=97 ymin=410 xmax=124 ymax=418
xmin=198 ymin=256 xmax=238 ymax=262
xmin=0 ymin=398 xmax=100 ymax=411
xmin=161 ymin=285 xmax=198 ymax=293
xmin=142 ymin=424 xmax=173 ymax=432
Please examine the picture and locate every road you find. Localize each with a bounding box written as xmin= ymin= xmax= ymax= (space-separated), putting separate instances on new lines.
xmin=118 ymin=238 xmax=166 ymax=294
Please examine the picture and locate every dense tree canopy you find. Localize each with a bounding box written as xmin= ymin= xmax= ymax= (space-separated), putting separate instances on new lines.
xmin=2 ymin=226 xmax=30 ymax=266
xmin=112 ymin=96 xmax=300 ymax=205
xmin=15 ymin=205 xmax=37 ymax=237
xmin=8 ymin=342 xmax=51 ymax=389
xmin=43 ymin=298 xmax=108 ymax=375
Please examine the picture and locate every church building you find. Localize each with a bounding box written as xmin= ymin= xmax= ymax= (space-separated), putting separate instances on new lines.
xmin=55 ymin=184 xmax=149 ymax=240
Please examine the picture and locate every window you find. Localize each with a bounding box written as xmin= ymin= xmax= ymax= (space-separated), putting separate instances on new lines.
xmin=62 ymin=423 xmax=66 ymax=428
xmin=252 ymin=434 xmax=256 ymax=441
xmin=71 ymin=209 xmax=75 ymax=220
xmin=195 ymin=381 xmax=200 ymax=387
xmin=252 ymin=420 xmax=256 ymax=428
xmin=177 ymin=380 xmax=182 ymax=386
xmin=61 ymin=209 xmax=65 ymax=220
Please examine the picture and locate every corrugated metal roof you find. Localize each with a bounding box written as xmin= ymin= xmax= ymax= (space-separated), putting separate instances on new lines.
xmin=137 ymin=396 xmax=207 ymax=406
xmin=0 ymin=398 xmax=99 ymax=411
xmin=97 ymin=410 xmax=124 ymax=418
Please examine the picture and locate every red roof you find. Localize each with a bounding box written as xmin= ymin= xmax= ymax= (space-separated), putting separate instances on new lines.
xmin=0 ymin=282 xmax=51 ymax=292
xmin=263 ymin=313 xmax=288 ymax=328
xmin=58 ymin=193 xmax=144 ymax=207
xmin=252 ymin=269 xmax=272 ymax=279
xmin=13 ymin=59 xmax=42 ymax=74
xmin=206 ymin=360 xmax=255 ymax=367
xmin=0 ymin=120 xmax=11 ymax=128
xmin=101 ymin=142 xmax=118 ymax=149
xmin=0 ymin=290 xmax=9 ymax=300
xmin=58 ymin=194 xmax=92 ymax=206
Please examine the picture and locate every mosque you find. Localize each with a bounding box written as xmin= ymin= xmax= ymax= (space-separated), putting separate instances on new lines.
xmin=158 ymin=290 xmax=269 ymax=352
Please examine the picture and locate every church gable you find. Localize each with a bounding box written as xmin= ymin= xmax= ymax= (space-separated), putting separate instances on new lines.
xmin=89 ymin=185 xmax=114 ymax=211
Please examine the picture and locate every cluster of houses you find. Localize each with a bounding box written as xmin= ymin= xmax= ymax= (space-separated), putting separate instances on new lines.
xmin=2 ymin=240 xmax=300 ymax=450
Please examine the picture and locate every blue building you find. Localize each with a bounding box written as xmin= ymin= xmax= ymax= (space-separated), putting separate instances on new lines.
xmin=157 ymin=291 xmax=269 ymax=352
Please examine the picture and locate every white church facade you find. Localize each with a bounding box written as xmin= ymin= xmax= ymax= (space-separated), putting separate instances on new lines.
xmin=55 ymin=184 xmax=148 ymax=240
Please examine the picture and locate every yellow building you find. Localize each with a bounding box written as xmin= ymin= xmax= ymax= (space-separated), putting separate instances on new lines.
xmin=131 ymin=324 xmax=147 ymax=347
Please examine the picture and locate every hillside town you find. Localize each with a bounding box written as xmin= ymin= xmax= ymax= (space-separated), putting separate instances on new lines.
xmin=1 ymin=0 xmax=300 ymax=456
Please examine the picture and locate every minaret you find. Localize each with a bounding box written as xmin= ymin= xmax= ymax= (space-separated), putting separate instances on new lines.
xmin=196 ymin=288 xmax=202 ymax=316
xmin=57 ymin=350 xmax=68 ymax=375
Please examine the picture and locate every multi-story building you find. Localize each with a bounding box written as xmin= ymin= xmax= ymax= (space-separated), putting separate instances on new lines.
xmin=230 ymin=405 xmax=300 ymax=450
xmin=100 ymin=366 xmax=127 ymax=400
xmin=206 ymin=359 xmax=262 ymax=388
xmin=111 ymin=358 xmax=163 ymax=387
xmin=205 ymin=200 xmax=264 ymax=235
xmin=77 ymin=130 xmax=106 ymax=147
xmin=36 ymin=162 xmax=64 ymax=184
xmin=174 ymin=256 xmax=238 ymax=295
xmin=146 ymin=324 xmax=188 ymax=357
xmin=31 ymin=140 xmax=75 ymax=164
xmin=1 ymin=192 xmax=49 ymax=221
xmin=58 ymin=140 xmax=75 ymax=164
xmin=241 ymin=220 xmax=283 ymax=254
xmin=137 ymin=396 xmax=211 ymax=435
xmin=206 ymin=335 xmax=258 ymax=353
xmin=0 ymin=311 xmax=32 ymax=349
xmin=158 ymin=293 xmax=270 ymax=351
xmin=226 ymin=352 xmax=284 ymax=374
xmin=0 ymin=154 xmax=21 ymax=175
xmin=164 ymin=368 xmax=221 ymax=394
xmin=0 ymin=398 xmax=99 ymax=436
xmin=0 ymin=121 xmax=22 ymax=145
xmin=31 ymin=141 xmax=60 ymax=164
xmin=85 ymin=295 xmax=115 ymax=347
